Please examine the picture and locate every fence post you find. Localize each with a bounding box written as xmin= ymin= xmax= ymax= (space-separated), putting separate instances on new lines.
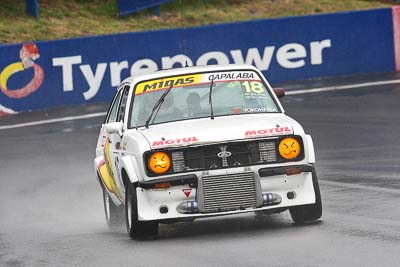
xmin=154 ymin=6 xmax=161 ymax=16
xmin=26 ymin=0 xmax=39 ymax=19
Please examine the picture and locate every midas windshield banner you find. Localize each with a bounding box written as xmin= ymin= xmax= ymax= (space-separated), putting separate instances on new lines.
xmin=0 ymin=8 xmax=396 ymax=115
xmin=135 ymin=71 xmax=259 ymax=95
xmin=135 ymin=75 xmax=201 ymax=95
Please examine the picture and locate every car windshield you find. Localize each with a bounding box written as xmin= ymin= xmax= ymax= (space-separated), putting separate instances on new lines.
xmin=128 ymin=70 xmax=280 ymax=128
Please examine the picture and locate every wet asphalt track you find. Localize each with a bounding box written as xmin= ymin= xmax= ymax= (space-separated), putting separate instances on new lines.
xmin=0 ymin=74 xmax=399 ymax=266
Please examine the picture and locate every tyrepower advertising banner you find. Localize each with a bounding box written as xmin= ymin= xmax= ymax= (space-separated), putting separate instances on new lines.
xmin=0 ymin=8 xmax=396 ymax=115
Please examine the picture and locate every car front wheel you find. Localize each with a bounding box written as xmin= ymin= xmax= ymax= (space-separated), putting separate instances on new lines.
xmin=289 ymin=169 xmax=322 ymax=224
xmin=125 ymin=182 xmax=158 ymax=238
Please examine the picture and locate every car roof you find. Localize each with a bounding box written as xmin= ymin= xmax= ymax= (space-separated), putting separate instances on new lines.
xmin=121 ymin=64 xmax=261 ymax=85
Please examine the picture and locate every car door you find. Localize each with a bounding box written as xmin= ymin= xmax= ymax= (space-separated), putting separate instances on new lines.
xmin=102 ymin=84 xmax=130 ymax=199
xmin=96 ymin=89 xmax=123 ymax=157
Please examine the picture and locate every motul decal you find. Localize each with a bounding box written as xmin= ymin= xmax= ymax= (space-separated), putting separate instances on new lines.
xmin=152 ymin=136 xmax=199 ymax=148
xmin=182 ymin=188 xmax=192 ymax=198
xmin=245 ymin=126 xmax=292 ymax=138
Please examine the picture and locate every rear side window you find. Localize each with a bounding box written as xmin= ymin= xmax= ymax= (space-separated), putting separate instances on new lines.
xmin=106 ymin=90 xmax=123 ymax=123
xmin=117 ymin=85 xmax=130 ymax=123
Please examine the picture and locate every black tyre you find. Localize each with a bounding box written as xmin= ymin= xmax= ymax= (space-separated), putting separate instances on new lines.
xmin=289 ymin=169 xmax=322 ymax=224
xmin=125 ymin=182 xmax=158 ymax=238
xmin=102 ymin=188 xmax=124 ymax=228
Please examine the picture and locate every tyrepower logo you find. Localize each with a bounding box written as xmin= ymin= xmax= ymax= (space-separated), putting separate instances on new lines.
xmin=245 ymin=126 xmax=293 ymax=138
xmin=0 ymin=43 xmax=44 ymax=99
xmin=152 ymin=136 xmax=199 ymax=148
xmin=0 ymin=43 xmax=44 ymax=116
xmin=51 ymin=39 xmax=331 ymax=100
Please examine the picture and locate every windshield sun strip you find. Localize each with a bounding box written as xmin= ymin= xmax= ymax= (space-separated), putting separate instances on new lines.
xmin=133 ymin=79 xmax=263 ymax=96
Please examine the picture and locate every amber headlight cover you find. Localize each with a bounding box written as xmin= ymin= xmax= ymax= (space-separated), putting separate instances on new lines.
xmin=147 ymin=151 xmax=171 ymax=174
xmin=278 ymin=137 xmax=302 ymax=160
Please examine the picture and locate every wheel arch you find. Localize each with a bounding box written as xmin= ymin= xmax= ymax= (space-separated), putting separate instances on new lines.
xmin=305 ymin=134 xmax=315 ymax=164
xmin=120 ymin=155 xmax=140 ymax=186
xmin=121 ymin=168 xmax=138 ymax=188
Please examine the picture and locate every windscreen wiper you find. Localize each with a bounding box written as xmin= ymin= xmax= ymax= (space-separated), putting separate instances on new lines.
xmin=209 ymin=78 xmax=215 ymax=120
xmin=145 ymin=84 xmax=174 ymax=128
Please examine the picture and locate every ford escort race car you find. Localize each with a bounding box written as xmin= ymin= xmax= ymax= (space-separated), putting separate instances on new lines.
xmin=94 ymin=64 xmax=322 ymax=238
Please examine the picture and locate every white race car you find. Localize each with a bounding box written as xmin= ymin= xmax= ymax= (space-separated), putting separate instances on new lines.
xmin=94 ymin=64 xmax=322 ymax=238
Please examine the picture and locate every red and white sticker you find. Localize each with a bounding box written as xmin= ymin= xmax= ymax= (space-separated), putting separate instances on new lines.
xmin=182 ymin=188 xmax=192 ymax=198
xmin=152 ymin=136 xmax=199 ymax=148
xmin=245 ymin=126 xmax=293 ymax=138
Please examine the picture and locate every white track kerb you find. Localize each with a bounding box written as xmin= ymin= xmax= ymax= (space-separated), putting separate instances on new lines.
xmin=1 ymin=78 xmax=399 ymax=130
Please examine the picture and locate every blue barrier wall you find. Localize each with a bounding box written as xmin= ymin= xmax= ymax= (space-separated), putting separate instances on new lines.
xmin=0 ymin=8 xmax=395 ymax=114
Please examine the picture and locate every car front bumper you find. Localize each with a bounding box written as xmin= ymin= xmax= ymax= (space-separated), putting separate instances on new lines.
xmin=136 ymin=164 xmax=317 ymax=221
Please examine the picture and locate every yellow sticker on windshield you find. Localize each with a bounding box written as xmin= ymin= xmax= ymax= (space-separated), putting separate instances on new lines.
xmin=134 ymin=71 xmax=261 ymax=95
xmin=242 ymin=81 xmax=265 ymax=94
xmin=135 ymin=74 xmax=201 ymax=95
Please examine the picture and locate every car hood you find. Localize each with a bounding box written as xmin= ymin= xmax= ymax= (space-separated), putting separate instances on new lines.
xmin=137 ymin=113 xmax=304 ymax=149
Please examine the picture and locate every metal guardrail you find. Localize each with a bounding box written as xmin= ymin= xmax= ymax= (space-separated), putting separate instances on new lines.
xmin=118 ymin=0 xmax=175 ymax=16
xmin=25 ymin=0 xmax=175 ymax=19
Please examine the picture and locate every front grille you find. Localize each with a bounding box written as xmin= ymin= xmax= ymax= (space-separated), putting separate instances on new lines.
xmin=258 ymin=141 xmax=277 ymax=162
xmin=201 ymin=172 xmax=257 ymax=213
xmin=171 ymin=151 xmax=185 ymax=172
xmin=144 ymin=135 xmax=304 ymax=176
xmin=181 ymin=140 xmax=277 ymax=171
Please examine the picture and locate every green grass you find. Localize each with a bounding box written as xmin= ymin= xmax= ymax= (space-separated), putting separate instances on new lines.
xmin=0 ymin=0 xmax=396 ymax=44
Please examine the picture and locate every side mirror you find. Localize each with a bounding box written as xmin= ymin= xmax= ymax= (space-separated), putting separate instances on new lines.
xmin=273 ymin=88 xmax=285 ymax=98
xmin=105 ymin=121 xmax=123 ymax=136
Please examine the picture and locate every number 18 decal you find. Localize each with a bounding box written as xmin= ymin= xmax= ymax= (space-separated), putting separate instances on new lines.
xmin=242 ymin=81 xmax=264 ymax=94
